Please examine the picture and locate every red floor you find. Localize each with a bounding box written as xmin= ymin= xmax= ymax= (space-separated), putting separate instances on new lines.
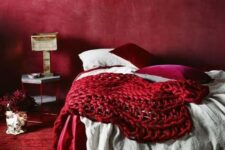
xmin=0 ymin=103 xmax=60 ymax=150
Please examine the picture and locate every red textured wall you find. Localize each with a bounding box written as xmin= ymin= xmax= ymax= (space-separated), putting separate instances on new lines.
xmin=0 ymin=0 xmax=225 ymax=97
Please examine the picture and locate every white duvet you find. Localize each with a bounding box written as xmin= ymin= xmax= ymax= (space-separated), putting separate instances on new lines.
xmin=78 ymin=67 xmax=225 ymax=150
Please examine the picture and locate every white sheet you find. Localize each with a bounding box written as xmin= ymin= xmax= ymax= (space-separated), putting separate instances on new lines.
xmin=79 ymin=68 xmax=225 ymax=150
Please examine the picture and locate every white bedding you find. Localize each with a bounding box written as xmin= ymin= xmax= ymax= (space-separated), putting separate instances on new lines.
xmin=78 ymin=67 xmax=225 ymax=150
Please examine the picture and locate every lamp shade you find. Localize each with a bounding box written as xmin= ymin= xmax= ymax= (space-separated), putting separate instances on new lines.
xmin=31 ymin=32 xmax=57 ymax=51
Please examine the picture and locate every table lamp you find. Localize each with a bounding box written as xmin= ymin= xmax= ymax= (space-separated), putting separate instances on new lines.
xmin=31 ymin=32 xmax=58 ymax=76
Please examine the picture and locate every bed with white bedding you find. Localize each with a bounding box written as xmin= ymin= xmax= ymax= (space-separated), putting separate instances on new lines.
xmin=53 ymin=44 xmax=225 ymax=150
xmin=80 ymin=69 xmax=225 ymax=150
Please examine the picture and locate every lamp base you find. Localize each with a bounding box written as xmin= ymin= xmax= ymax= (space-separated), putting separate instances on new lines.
xmin=42 ymin=72 xmax=54 ymax=77
xmin=42 ymin=51 xmax=54 ymax=77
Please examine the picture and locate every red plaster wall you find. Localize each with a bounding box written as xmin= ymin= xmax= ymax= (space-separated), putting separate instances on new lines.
xmin=0 ymin=0 xmax=225 ymax=97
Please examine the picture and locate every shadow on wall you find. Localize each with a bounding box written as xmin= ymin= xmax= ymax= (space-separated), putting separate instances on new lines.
xmin=156 ymin=48 xmax=219 ymax=70
xmin=0 ymin=17 xmax=25 ymax=95
xmin=47 ymin=37 xmax=100 ymax=100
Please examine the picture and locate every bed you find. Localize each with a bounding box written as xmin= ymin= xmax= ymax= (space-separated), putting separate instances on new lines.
xmin=53 ymin=44 xmax=225 ymax=150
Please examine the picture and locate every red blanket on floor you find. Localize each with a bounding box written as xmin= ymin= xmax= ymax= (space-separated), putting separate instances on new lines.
xmin=55 ymin=73 xmax=209 ymax=144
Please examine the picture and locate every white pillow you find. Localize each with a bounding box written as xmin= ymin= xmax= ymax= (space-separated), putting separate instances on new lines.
xmin=78 ymin=48 xmax=138 ymax=70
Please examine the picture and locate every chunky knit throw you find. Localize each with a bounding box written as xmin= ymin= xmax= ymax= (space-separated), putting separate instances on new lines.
xmin=65 ymin=73 xmax=209 ymax=142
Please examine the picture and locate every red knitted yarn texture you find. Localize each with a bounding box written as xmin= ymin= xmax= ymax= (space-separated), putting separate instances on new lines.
xmin=66 ymin=73 xmax=209 ymax=142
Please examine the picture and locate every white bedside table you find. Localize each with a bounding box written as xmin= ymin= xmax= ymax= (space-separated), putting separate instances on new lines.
xmin=21 ymin=75 xmax=60 ymax=105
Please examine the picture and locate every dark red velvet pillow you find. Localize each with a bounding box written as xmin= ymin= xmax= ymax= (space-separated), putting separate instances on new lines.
xmin=136 ymin=65 xmax=212 ymax=83
xmin=111 ymin=43 xmax=156 ymax=68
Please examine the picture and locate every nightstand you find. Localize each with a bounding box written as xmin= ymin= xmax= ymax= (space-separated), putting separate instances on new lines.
xmin=21 ymin=75 xmax=60 ymax=105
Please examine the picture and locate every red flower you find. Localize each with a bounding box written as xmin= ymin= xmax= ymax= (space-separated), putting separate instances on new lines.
xmin=0 ymin=90 xmax=36 ymax=115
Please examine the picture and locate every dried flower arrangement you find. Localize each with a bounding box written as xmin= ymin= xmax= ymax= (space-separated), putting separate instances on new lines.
xmin=0 ymin=90 xmax=36 ymax=117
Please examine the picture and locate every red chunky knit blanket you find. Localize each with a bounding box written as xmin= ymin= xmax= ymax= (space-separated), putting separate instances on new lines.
xmin=64 ymin=73 xmax=209 ymax=142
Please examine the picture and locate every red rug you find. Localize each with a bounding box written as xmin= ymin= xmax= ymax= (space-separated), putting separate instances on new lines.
xmin=0 ymin=112 xmax=57 ymax=150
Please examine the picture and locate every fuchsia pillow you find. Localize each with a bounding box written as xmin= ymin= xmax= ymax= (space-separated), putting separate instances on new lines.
xmin=136 ymin=65 xmax=212 ymax=83
xmin=111 ymin=43 xmax=156 ymax=68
